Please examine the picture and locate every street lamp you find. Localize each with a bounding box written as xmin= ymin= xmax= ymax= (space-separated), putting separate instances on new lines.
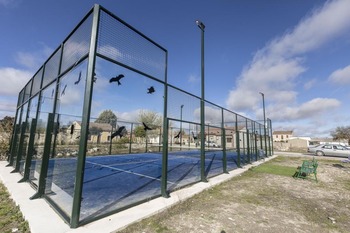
xmin=259 ymin=92 xmax=268 ymax=156
xmin=196 ymin=19 xmax=206 ymax=182
xmin=180 ymin=104 xmax=184 ymax=148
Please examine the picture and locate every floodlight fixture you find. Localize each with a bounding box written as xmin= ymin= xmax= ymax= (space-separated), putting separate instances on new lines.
xmin=195 ymin=20 xmax=205 ymax=31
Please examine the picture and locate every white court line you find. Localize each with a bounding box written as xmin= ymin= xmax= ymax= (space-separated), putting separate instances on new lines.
xmin=86 ymin=161 xmax=176 ymax=185
xmin=93 ymin=158 xmax=160 ymax=166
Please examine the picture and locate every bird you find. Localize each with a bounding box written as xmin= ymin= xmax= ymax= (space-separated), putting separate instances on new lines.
xmin=70 ymin=124 xmax=74 ymax=135
xmin=74 ymin=71 xmax=82 ymax=85
xmin=142 ymin=122 xmax=152 ymax=131
xmin=111 ymin=126 xmax=126 ymax=139
xmin=109 ymin=74 xmax=124 ymax=85
xmin=61 ymin=84 xmax=67 ymax=96
xmin=174 ymin=131 xmax=181 ymax=139
xmin=147 ymin=86 xmax=155 ymax=94
xmin=192 ymin=132 xmax=198 ymax=140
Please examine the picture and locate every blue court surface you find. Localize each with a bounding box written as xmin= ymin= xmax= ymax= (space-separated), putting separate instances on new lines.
xmin=43 ymin=149 xmax=245 ymax=221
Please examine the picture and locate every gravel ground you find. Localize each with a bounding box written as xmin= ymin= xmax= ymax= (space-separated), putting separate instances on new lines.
xmin=118 ymin=154 xmax=350 ymax=233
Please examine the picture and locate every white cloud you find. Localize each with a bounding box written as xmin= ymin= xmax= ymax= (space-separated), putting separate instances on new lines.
xmin=15 ymin=45 xmax=53 ymax=70
xmin=268 ymin=0 xmax=350 ymax=56
xmin=268 ymin=98 xmax=340 ymax=121
xmin=304 ymin=79 xmax=316 ymax=90
xmin=328 ymin=65 xmax=350 ymax=84
xmin=187 ymin=74 xmax=199 ymax=83
xmin=226 ymin=0 xmax=350 ymax=123
xmin=15 ymin=52 xmax=41 ymax=69
xmin=0 ymin=67 xmax=32 ymax=96
xmin=0 ymin=97 xmax=17 ymax=118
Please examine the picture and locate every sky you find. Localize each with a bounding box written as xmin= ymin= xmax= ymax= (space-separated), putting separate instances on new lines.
xmin=1 ymin=0 xmax=350 ymax=137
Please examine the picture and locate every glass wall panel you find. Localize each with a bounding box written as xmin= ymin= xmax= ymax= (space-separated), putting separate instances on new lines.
xmin=222 ymin=110 xmax=238 ymax=170
xmin=23 ymin=80 xmax=32 ymax=103
xmin=12 ymin=103 xmax=28 ymax=169
xmin=30 ymin=83 xmax=56 ymax=186
xmin=166 ymin=120 xmax=201 ymax=192
xmin=11 ymin=107 xmax=23 ymax=166
xmin=203 ymin=102 xmax=223 ymax=178
xmin=42 ymin=48 xmax=61 ymax=89
xmin=204 ymin=125 xmax=223 ymax=178
xmin=79 ymin=57 xmax=164 ymax=221
xmin=31 ymin=68 xmax=43 ymax=96
xmin=19 ymin=95 xmax=39 ymax=174
xmin=45 ymin=60 xmax=88 ymax=218
xmin=236 ymin=115 xmax=248 ymax=165
xmin=18 ymin=89 xmax=24 ymax=107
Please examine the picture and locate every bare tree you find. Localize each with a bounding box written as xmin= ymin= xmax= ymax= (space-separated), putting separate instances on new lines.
xmin=331 ymin=126 xmax=350 ymax=144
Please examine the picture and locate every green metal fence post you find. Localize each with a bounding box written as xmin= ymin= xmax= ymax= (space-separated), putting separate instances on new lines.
xmin=161 ymin=119 xmax=169 ymax=198
xmin=269 ymin=118 xmax=274 ymax=155
xmin=259 ymin=123 xmax=263 ymax=151
xmin=254 ymin=123 xmax=258 ymax=161
xmin=221 ymin=109 xmax=227 ymax=173
xmin=129 ymin=123 xmax=133 ymax=154
xmin=70 ymin=4 xmax=100 ymax=228
xmin=161 ymin=51 xmax=169 ymax=198
xmin=246 ymin=119 xmax=251 ymax=164
xmin=235 ymin=115 xmax=241 ymax=168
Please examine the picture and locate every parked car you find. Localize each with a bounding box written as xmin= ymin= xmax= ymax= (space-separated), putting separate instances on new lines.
xmin=205 ymin=141 xmax=218 ymax=147
xmin=307 ymin=144 xmax=350 ymax=157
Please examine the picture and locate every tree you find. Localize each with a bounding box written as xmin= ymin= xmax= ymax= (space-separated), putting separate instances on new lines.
xmin=0 ymin=116 xmax=14 ymax=159
xmin=95 ymin=110 xmax=117 ymax=125
xmin=133 ymin=110 xmax=162 ymax=139
xmin=134 ymin=125 xmax=146 ymax=138
xmin=137 ymin=110 xmax=162 ymax=128
xmin=331 ymin=126 xmax=350 ymax=144
xmin=0 ymin=116 xmax=14 ymax=132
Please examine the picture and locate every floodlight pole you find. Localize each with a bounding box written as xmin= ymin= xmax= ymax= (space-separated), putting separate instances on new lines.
xmin=180 ymin=104 xmax=184 ymax=148
xmin=260 ymin=92 xmax=268 ymax=157
xmin=196 ymin=20 xmax=207 ymax=182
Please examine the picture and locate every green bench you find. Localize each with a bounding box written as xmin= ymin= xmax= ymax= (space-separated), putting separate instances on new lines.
xmin=293 ymin=157 xmax=318 ymax=182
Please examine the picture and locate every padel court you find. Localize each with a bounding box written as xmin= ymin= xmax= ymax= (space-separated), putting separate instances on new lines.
xmin=7 ymin=4 xmax=273 ymax=228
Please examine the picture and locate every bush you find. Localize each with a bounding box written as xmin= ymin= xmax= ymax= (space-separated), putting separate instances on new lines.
xmin=0 ymin=116 xmax=14 ymax=161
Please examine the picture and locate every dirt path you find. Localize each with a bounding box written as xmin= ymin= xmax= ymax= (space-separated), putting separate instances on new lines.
xmin=118 ymin=155 xmax=350 ymax=233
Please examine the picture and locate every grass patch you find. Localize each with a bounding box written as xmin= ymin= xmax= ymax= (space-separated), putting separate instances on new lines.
xmin=0 ymin=182 xmax=30 ymax=233
xmin=250 ymin=163 xmax=297 ymax=177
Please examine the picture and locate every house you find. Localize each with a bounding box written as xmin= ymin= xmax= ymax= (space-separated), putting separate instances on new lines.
xmin=68 ymin=121 xmax=117 ymax=144
xmin=273 ymin=130 xmax=293 ymax=142
xmin=201 ymin=126 xmax=247 ymax=148
xmin=288 ymin=137 xmax=312 ymax=149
